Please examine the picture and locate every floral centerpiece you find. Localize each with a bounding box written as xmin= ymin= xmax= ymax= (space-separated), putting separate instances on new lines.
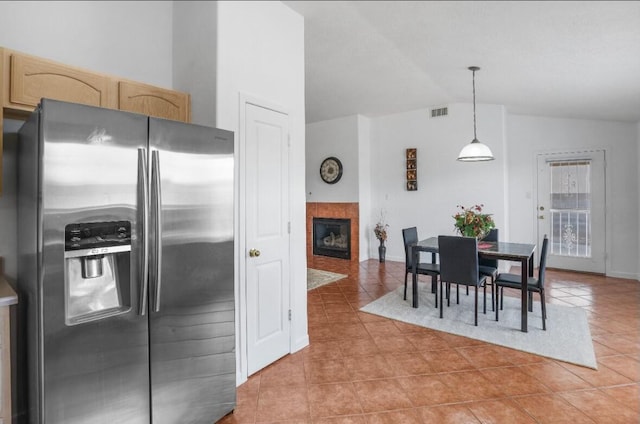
xmin=453 ymin=204 xmax=495 ymax=240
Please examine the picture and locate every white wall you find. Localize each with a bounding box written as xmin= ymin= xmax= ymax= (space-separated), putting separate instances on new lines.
xmin=0 ymin=1 xmax=173 ymax=88
xmin=306 ymin=115 xmax=360 ymax=202
xmin=638 ymin=123 xmax=640 ymax=279
xmin=305 ymin=114 xmax=373 ymax=261
xmin=357 ymin=116 xmax=373 ymax=261
xmin=215 ymin=0 xmax=306 ymax=384
xmin=507 ymin=115 xmax=639 ymax=279
xmin=173 ymin=1 xmax=217 ymax=127
xmin=370 ymin=104 xmax=508 ymax=262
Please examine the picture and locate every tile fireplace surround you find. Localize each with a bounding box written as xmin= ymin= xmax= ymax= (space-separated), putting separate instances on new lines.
xmin=306 ymin=202 xmax=359 ymax=268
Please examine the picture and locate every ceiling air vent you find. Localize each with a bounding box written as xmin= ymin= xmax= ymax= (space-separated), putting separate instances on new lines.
xmin=430 ymin=107 xmax=448 ymax=118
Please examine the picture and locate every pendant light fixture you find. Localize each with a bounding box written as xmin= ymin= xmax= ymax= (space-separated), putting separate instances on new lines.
xmin=457 ymin=66 xmax=494 ymax=162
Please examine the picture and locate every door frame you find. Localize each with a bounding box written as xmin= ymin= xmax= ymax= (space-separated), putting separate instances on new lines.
xmin=236 ymin=93 xmax=293 ymax=384
xmin=533 ymin=147 xmax=609 ymax=274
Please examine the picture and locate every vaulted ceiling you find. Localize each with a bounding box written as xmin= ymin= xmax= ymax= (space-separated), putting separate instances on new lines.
xmin=284 ymin=1 xmax=640 ymax=124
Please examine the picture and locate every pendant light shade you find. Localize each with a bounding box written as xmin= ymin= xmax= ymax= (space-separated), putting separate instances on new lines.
xmin=457 ymin=138 xmax=494 ymax=161
xmin=457 ymin=66 xmax=494 ymax=162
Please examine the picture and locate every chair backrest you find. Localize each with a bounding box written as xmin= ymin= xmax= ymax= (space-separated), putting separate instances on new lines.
xmin=438 ymin=235 xmax=480 ymax=286
xmin=537 ymin=235 xmax=549 ymax=288
xmin=478 ymin=228 xmax=498 ymax=268
xmin=402 ymin=227 xmax=419 ymax=270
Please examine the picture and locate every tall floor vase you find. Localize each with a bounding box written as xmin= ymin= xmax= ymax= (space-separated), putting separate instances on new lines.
xmin=378 ymin=240 xmax=386 ymax=263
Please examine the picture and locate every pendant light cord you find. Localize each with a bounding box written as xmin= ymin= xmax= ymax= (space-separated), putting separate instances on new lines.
xmin=472 ymin=68 xmax=477 ymax=141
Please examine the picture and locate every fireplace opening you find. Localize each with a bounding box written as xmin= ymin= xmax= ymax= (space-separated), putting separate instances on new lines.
xmin=313 ymin=218 xmax=351 ymax=260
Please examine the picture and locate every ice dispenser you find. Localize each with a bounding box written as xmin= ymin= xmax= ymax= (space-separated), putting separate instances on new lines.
xmin=64 ymin=221 xmax=132 ymax=325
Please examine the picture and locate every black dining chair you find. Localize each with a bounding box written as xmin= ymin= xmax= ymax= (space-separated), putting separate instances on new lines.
xmin=402 ymin=227 xmax=440 ymax=303
xmin=438 ymin=235 xmax=487 ymax=326
xmin=495 ymin=235 xmax=549 ymax=330
xmin=479 ymin=228 xmax=499 ymax=312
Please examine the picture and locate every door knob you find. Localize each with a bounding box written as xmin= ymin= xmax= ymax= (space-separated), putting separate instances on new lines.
xmin=539 ymin=206 xmax=545 ymax=211
xmin=249 ymin=248 xmax=261 ymax=257
xmin=538 ymin=215 xmax=545 ymax=220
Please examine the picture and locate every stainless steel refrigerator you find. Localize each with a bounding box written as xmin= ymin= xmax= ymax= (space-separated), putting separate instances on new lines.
xmin=16 ymin=99 xmax=236 ymax=424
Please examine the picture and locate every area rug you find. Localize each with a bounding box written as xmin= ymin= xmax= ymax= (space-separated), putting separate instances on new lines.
xmin=360 ymin=282 xmax=597 ymax=369
xmin=307 ymin=268 xmax=347 ymax=291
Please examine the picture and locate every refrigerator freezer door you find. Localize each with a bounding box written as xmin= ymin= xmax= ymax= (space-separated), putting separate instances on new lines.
xmin=148 ymin=119 xmax=235 ymax=424
xmin=37 ymin=100 xmax=151 ymax=423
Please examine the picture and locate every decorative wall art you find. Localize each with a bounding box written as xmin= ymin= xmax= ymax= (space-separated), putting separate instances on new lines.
xmin=406 ymin=148 xmax=417 ymax=191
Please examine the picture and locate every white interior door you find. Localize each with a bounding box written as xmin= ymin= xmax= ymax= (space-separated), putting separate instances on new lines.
xmin=244 ymin=102 xmax=291 ymax=375
xmin=536 ymin=150 xmax=606 ymax=273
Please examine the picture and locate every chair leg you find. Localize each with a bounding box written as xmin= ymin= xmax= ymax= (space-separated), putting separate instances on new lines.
xmin=540 ymin=289 xmax=547 ymax=331
xmin=456 ymin=284 xmax=460 ymax=304
xmin=500 ymin=287 xmax=504 ymax=310
xmin=495 ymin=286 xmax=500 ymax=321
xmin=434 ymin=275 xmax=439 ymax=308
xmin=490 ymin=277 xmax=495 ymax=311
xmin=483 ymin=283 xmax=487 ymax=314
xmin=474 ymin=286 xmax=478 ymax=326
xmin=404 ymin=271 xmax=409 ymax=300
xmin=528 ymin=291 xmax=534 ymax=312
xmin=466 ymin=285 xmax=469 ymax=296
xmin=439 ymin=280 xmax=444 ymax=318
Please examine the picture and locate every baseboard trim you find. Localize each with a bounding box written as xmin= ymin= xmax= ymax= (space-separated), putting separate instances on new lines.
xmin=292 ymin=334 xmax=310 ymax=353
xmin=605 ymin=270 xmax=640 ymax=281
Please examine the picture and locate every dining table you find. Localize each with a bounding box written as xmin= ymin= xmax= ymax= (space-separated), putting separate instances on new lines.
xmin=411 ymin=236 xmax=536 ymax=332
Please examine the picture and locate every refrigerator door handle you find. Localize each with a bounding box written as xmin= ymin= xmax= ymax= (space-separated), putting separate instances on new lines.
xmin=151 ymin=150 xmax=163 ymax=313
xmin=138 ymin=148 xmax=150 ymax=316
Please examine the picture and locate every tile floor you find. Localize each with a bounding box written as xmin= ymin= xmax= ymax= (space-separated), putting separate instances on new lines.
xmin=220 ymin=260 xmax=640 ymax=423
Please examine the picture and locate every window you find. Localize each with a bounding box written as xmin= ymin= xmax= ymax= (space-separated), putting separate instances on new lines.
xmin=549 ymin=160 xmax=591 ymax=257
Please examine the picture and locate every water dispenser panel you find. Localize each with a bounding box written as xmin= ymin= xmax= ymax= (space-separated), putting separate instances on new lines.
xmin=63 ymin=221 xmax=132 ymax=325
xmin=64 ymin=221 xmax=132 ymax=257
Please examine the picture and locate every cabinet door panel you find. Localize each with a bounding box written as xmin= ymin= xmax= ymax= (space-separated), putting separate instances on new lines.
xmin=119 ymin=81 xmax=190 ymax=122
xmin=10 ymin=53 xmax=111 ymax=109
xmin=0 ymin=307 xmax=10 ymax=423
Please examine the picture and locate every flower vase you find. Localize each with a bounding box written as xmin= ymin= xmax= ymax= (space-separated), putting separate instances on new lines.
xmin=378 ymin=240 xmax=386 ymax=263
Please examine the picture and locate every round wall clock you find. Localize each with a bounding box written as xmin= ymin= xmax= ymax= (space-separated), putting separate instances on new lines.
xmin=319 ymin=156 xmax=343 ymax=184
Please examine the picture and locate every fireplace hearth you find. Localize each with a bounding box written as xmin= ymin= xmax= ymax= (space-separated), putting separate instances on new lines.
xmin=313 ymin=218 xmax=351 ymax=260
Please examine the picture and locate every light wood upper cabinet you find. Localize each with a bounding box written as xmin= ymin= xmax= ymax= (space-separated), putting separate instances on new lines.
xmin=1 ymin=47 xmax=191 ymax=121
xmin=0 ymin=47 xmax=192 ymax=195
xmin=119 ymin=80 xmax=190 ymax=122
xmin=7 ymin=52 xmax=114 ymax=111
